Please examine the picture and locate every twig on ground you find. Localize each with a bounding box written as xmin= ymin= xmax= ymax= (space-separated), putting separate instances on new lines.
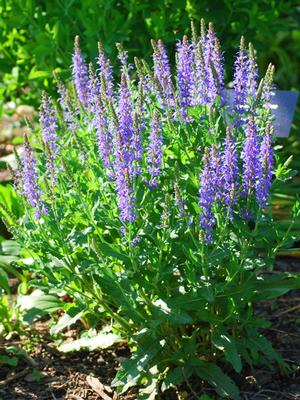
xmin=0 ymin=366 xmax=31 ymax=387
xmin=86 ymin=375 xmax=113 ymax=400
xmin=274 ymin=304 xmax=300 ymax=317
xmin=181 ymin=367 xmax=200 ymax=399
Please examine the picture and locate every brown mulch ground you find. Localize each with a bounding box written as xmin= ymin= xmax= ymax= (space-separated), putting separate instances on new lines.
xmin=0 ymin=256 xmax=299 ymax=400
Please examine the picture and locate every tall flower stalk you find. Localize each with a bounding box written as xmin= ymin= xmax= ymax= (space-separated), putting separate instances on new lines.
xmin=114 ymin=129 xmax=136 ymax=223
xmin=147 ymin=110 xmax=163 ymax=188
xmin=209 ymin=144 xmax=222 ymax=201
xmin=97 ymin=41 xmax=114 ymax=101
xmin=199 ymin=148 xmax=215 ymax=242
xmin=247 ymin=43 xmax=258 ymax=98
xmin=118 ymin=72 xmax=135 ymax=177
xmin=39 ymin=93 xmax=59 ymax=185
xmin=54 ymin=73 xmax=78 ymax=131
xmin=242 ymin=117 xmax=260 ymax=197
xmin=233 ymin=36 xmax=248 ymax=117
xmin=151 ymin=39 xmax=174 ymax=106
xmin=177 ymin=35 xmax=194 ymax=120
xmin=207 ymin=22 xmax=224 ymax=99
xmin=94 ymin=95 xmax=113 ymax=169
xmin=72 ymin=36 xmax=89 ymax=108
xmin=222 ymin=127 xmax=239 ymax=217
xmin=256 ymin=124 xmax=274 ymax=208
xmin=261 ymin=63 xmax=275 ymax=111
xmin=22 ymin=136 xmax=46 ymax=219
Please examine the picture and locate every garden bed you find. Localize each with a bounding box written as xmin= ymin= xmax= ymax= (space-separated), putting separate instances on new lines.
xmin=1 ymin=257 xmax=299 ymax=400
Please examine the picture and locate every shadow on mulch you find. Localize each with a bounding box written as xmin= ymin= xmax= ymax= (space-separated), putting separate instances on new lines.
xmin=0 ymin=257 xmax=300 ymax=400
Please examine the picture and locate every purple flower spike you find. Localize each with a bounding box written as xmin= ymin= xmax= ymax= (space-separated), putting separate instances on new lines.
xmin=174 ymin=181 xmax=185 ymax=217
xmin=94 ymin=96 xmax=113 ymax=169
xmin=209 ymin=144 xmax=222 ymax=201
xmin=72 ymin=36 xmax=89 ymax=108
xmin=118 ymin=72 xmax=135 ymax=175
xmin=192 ymin=39 xmax=206 ymax=106
xmin=176 ymin=36 xmax=194 ymax=120
xmin=222 ymin=127 xmax=239 ymax=217
xmin=114 ymin=129 xmax=136 ymax=223
xmin=40 ymin=93 xmax=59 ymax=185
xmin=55 ymin=74 xmax=78 ymax=131
xmin=256 ymin=124 xmax=274 ymax=208
xmin=247 ymin=43 xmax=258 ymax=98
xmin=87 ymin=63 xmax=101 ymax=112
xmin=199 ymin=22 xmax=218 ymax=105
xmin=207 ymin=23 xmax=224 ymax=95
xmin=22 ymin=136 xmax=46 ymax=219
xmin=147 ymin=110 xmax=163 ymax=188
xmin=233 ymin=36 xmax=248 ymax=116
xmin=116 ymin=43 xmax=132 ymax=76
xmin=132 ymin=236 xmax=141 ymax=247
xmin=151 ymin=39 xmax=174 ymax=106
xmin=97 ymin=42 xmax=114 ymax=101
xmin=261 ymin=63 xmax=275 ymax=111
xmin=40 ymin=93 xmax=59 ymax=157
xmin=132 ymin=112 xmax=144 ymax=176
xmin=242 ymin=117 xmax=260 ymax=196
xmin=199 ymin=148 xmax=215 ymax=243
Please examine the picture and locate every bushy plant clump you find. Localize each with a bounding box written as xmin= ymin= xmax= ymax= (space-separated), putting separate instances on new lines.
xmin=3 ymin=20 xmax=300 ymax=399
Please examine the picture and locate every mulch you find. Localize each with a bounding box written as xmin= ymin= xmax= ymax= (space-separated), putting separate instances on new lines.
xmin=0 ymin=261 xmax=300 ymax=400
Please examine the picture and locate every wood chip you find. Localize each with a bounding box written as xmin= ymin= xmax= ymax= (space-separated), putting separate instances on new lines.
xmin=86 ymin=375 xmax=113 ymax=400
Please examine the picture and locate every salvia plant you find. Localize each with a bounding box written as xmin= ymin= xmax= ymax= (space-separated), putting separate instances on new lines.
xmin=2 ymin=20 xmax=300 ymax=399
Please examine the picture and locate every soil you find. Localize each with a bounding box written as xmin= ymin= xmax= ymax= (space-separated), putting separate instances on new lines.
xmin=0 ymin=257 xmax=299 ymax=400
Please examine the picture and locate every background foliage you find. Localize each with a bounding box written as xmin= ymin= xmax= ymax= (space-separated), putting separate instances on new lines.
xmin=0 ymin=0 xmax=300 ymax=108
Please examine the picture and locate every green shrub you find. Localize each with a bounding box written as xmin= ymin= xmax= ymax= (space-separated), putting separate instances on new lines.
xmin=3 ymin=23 xmax=300 ymax=398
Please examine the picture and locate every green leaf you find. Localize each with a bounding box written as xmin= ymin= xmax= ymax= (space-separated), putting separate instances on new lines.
xmin=191 ymin=359 xmax=240 ymax=399
xmin=254 ymin=275 xmax=300 ymax=301
xmin=28 ymin=67 xmax=50 ymax=80
xmin=0 ymin=355 xmax=19 ymax=367
xmin=247 ymin=331 xmax=286 ymax=368
xmin=138 ymin=378 xmax=159 ymax=400
xmin=18 ymin=290 xmax=64 ymax=313
xmin=212 ymin=330 xmax=242 ymax=373
xmin=112 ymin=336 xmax=161 ymax=393
xmin=162 ymin=366 xmax=184 ymax=390
xmin=58 ymin=332 xmax=120 ymax=352
xmin=96 ymin=242 xmax=131 ymax=265
xmin=0 ymin=255 xmax=19 ymax=266
xmin=50 ymin=306 xmax=85 ymax=335
xmin=0 ymin=240 xmax=21 ymax=256
xmin=0 ymin=269 xmax=10 ymax=293
xmin=152 ymin=299 xmax=193 ymax=324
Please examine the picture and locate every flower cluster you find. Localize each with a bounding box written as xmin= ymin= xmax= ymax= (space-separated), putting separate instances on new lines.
xmin=16 ymin=24 xmax=274 ymax=238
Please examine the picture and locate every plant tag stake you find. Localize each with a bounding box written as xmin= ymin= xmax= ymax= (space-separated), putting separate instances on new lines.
xmin=269 ymin=90 xmax=299 ymax=137
xmin=223 ymin=90 xmax=299 ymax=137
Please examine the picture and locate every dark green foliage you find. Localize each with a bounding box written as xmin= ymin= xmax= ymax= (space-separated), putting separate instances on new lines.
xmin=0 ymin=0 xmax=299 ymax=107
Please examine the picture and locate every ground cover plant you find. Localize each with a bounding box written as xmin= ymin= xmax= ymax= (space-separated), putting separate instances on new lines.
xmin=1 ymin=20 xmax=300 ymax=399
